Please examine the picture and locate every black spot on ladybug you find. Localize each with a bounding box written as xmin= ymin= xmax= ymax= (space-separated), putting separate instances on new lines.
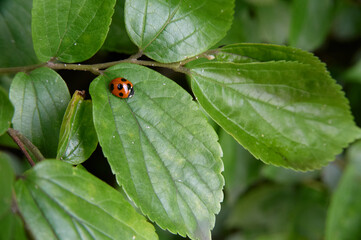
xmin=110 ymin=84 xmax=114 ymax=91
xmin=121 ymin=78 xmax=127 ymax=82
xmin=127 ymin=83 xmax=131 ymax=90
xmin=117 ymin=84 xmax=123 ymax=90
xmin=119 ymin=92 xmax=124 ymax=97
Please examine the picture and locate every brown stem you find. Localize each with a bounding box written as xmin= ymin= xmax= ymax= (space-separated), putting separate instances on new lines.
xmin=7 ymin=128 xmax=35 ymax=166
xmin=0 ymin=63 xmax=47 ymax=74
xmin=0 ymin=49 xmax=218 ymax=75
xmin=16 ymin=131 xmax=45 ymax=162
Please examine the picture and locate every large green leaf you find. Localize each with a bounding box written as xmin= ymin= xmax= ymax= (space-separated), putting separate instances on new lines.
xmin=213 ymin=43 xmax=327 ymax=69
xmin=14 ymin=160 xmax=157 ymax=240
xmin=90 ymin=63 xmax=223 ymax=240
xmin=57 ymin=91 xmax=98 ymax=165
xmin=0 ymin=153 xmax=14 ymax=217
xmin=289 ymin=0 xmax=335 ymax=51
xmin=0 ymin=0 xmax=39 ymax=67
xmin=9 ymin=68 xmax=70 ymax=158
xmin=325 ymin=141 xmax=361 ymax=240
xmin=32 ymin=0 xmax=116 ymax=63
xmin=103 ymin=0 xmax=138 ymax=54
xmin=125 ymin=0 xmax=234 ymax=63
xmin=0 ymin=87 xmax=14 ymax=136
xmin=189 ymin=44 xmax=361 ymax=170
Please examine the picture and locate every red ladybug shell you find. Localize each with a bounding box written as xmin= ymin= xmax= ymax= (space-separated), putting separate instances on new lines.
xmin=109 ymin=78 xmax=134 ymax=99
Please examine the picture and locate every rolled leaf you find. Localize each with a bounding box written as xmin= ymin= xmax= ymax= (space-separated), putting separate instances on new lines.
xmin=57 ymin=90 xmax=98 ymax=165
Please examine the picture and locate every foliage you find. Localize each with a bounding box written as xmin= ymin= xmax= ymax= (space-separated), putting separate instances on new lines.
xmin=1 ymin=0 xmax=361 ymax=239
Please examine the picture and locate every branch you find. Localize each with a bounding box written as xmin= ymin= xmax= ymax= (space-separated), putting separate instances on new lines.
xmin=0 ymin=50 xmax=219 ymax=75
xmin=7 ymin=128 xmax=35 ymax=166
xmin=0 ymin=63 xmax=47 ymax=74
xmin=7 ymin=128 xmax=45 ymax=165
xmin=46 ymin=59 xmax=191 ymax=75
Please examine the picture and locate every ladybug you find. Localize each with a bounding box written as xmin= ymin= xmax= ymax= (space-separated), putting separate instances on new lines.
xmin=109 ymin=77 xmax=134 ymax=99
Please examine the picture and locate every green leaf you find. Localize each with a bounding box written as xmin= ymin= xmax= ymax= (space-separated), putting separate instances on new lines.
xmin=227 ymin=184 xmax=327 ymax=239
xmin=217 ymin=1 xmax=260 ymax=46
xmin=125 ymin=0 xmax=234 ymax=63
xmin=219 ymin=128 xmax=261 ymax=205
xmin=0 ymin=153 xmax=14 ymax=217
xmin=0 ymin=87 xmax=14 ymax=136
xmin=57 ymin=90 xmax=98 ymax=165
xmin=289 ymin=0 xmax=335 ymax=51
xmin=325 ymin=141 xmax=361 ymax=240
xmin=14 ymin=160 xmax=157 ymax=240
xmin=9 ymin=68 xmax=70 ymax=157
xmin=332 ymin=3 xmax=361 ymax=41
xmin=213 ymin=43 xmax=327 ymax=69
xmin=0 ymin=0 xmax=39 ymax=67
xmin=227 ymin=185 xmax=297 ymax=233
xmin=219 ymin=1 xmax=290 ymax=46
xmin=0 ymin=134 xmax=18 ymax=149
xmin=0 ymin=75 xmax=13 ymax=93
xmin=244 ymin=0 xmax=278 ymax=6
xmin=103 ymin=0 xmax=138 ymax=54
xmin=255 ymin=0 xmax=291 ymax=44
xmin=262 ymin=165 xmax=318 ymax=184
xmin=189 ymin=44 xmax=361 ymax=170
xmin=343 ymin=58 xmax=361 ymax=84
xmin=0 ymin=151 xmax=28 ymax=175
xmin=0 ymin=211 xmax=27 ymax=240
xmin=90 ymin=63 xmax=223 ymax=240
xmin=32 ymin=0 xmax=116 ymax=63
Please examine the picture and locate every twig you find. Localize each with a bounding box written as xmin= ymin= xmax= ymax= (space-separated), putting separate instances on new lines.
xmin=0 ymin=49 xmax=218 ymax=75
xmin=0 ymin=63 xmax=47 ymax=74
xmin=7 ymin=128 xmax=35 ymax=166
xmin=15 ymin=130 xmax=45 ymax=161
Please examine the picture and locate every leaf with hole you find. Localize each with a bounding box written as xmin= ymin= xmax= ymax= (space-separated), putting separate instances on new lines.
xmin=14 ymin=160 xmax=157 ymax=240
xmin=90 ymin=63 xmax=223 ymax=240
